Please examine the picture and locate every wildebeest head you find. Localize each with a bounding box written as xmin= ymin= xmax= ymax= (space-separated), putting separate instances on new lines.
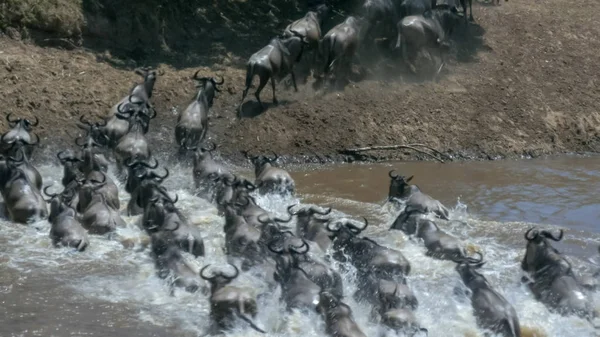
xmin=133 ymin=66 xmax=161 ymax=101
xmin=388 ymin=170 xmax=415 ymax=200
xmin=190 ymin=141 xmax=217 ymax=165
xmin=200 ymin=263 xmax=240 ymax=292
xmin=453 ymin=252 xmax=487 ymax=288
xmin=144 ymin=191 xmax=180 ymax=233
xmin=326 ymin=217 xmax=369 ymax=245
xmin=135 ymin=167 xmax=170 ymax=209
xmin=268 ymin=233 xmax=310 ymax=270
xmin=116 ymin=95 xmax=157 ymax=132
xmin=125 ymin=157 xmax=159 ymax=194
xmin=244 ymin=151 xmax=280 ymax=177
xmin=273 ymin=31 xmax=310 ymax=64
xmin=57 ymin=150 xmax=83 ymax=186
xmin=43 ymin=184 xmax=77 ymax=223
xmin=192 ymin=70 xmax=225 ymax=107
xmin=522 ymin=227 xmax=571 ymax=277
xmin=216 ymin=174 xmax=257 ymax=208
xmin=77 ymin=114 xmax=109 ymax=147
xmin=426 ymin=4 xmax=462 ymax=36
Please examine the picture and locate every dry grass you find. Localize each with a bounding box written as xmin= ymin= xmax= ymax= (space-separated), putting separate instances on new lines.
xmin=0 ymin=0 xmax=83 ymax=36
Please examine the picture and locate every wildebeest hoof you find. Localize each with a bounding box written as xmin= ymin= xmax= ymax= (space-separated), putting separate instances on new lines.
xmin=273 ymin=99 xmax=279 ymax=106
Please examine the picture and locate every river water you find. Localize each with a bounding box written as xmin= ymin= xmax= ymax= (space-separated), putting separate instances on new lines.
xmin=1 ymin=154 xmax=600 ymax=337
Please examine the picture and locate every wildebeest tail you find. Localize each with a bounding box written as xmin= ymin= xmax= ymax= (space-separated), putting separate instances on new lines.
xmin=324 ymin=35 xmax=337 ymax=74
xmin=245 ymin=62 xmax=255 ymax=90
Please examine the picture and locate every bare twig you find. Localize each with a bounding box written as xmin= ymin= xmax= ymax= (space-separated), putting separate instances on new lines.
xmin=342 ymin=144 xmax=447 ymax=163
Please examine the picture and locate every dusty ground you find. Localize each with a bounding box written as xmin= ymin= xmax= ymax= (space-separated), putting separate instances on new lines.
xmin=1 ymin=0 xmax=599 ymax=165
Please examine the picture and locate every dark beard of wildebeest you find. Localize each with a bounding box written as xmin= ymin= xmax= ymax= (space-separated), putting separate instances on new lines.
xmin=200 ymin=264 xmax=267 ymax=334
xmin=113 ymin=98 xmax=155 ymax=176
xmin=289 ymin=205 xmax=334 ymax=252
xmin=394 ymin=5 xmax=462 ymax=77
xmin=0 ymin=151 xmax=48 ymax=224
xmin=78 ymin=172 xmax=126 ymax=235
xmin=43 ymin=185 xmax=89 ymax=252
xmin=189 ymin=141 xmax=234 ymax=203
xmin=0 ymin=113 xmax=39 ymax=160
xmin=327 ymin=218 xmax=411 ymax=280
xmin=127 ymin=164 xmax=169 ymax=216
xmin=520 ymin=228 xmax=597 ymax=322
xmin=237 ymin=32 xmax=309 ymax=116
xmin=268 ymin=234 xmax=344 ymax=299
xmin=142 ymin=192 xmax=206 ymax=258
xmin=316 ymin=16 xmax=363 ymax=89
xmin=453 ymin=253 xmax=522 ymax=337
xmin=387 ymin=170 xmax=450 ymax=220
xmin=283 ymin=4 xmax=330 ymax=74
xmin=214 ymin=175 xmax=257 ymax=215
xmin=103 ymin=67 xmax=160 ymax=148
xmin=316 ymin=291 xmax=368 ymax=337
xmin=174 ymin=72 xmax=224 ymax=155
xmin=243 ymin=151 xmax=296 ymax=195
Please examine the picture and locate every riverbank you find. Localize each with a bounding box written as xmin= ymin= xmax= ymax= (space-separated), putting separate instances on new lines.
xmin=1 ymin=0 xmax=599 ymax=165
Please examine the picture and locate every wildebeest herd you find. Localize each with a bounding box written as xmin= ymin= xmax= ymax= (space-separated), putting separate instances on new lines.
xmin=237 ymin=0 xmax=503 ymax=115
xmin=2 ymin=69 xmax=600 ymax=336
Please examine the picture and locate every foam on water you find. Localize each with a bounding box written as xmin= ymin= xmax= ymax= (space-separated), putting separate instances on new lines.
xmin=1 ymin=162 xmax=600 ymax=337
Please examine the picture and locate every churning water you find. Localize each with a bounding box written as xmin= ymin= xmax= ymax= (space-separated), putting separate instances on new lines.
xmin=2 ymin=154 xmax=600 ymax=337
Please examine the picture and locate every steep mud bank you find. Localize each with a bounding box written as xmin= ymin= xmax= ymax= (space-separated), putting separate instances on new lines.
xmin=1 ymin=0 xmax=599 ymax=164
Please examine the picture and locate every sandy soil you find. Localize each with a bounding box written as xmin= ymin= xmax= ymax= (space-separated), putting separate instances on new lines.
xmin=1 ymin=0 xmax=599 ymax=165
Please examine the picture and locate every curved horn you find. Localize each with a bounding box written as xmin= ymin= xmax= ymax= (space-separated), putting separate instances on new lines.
xmin=80 ymin=115 xmax=93 ymax=127
xmin=223 ymin=264 xmax=240 ymax=280
xmin=90 ymin=172 xmax=108 ymax=185
xmin=135 ymin=157 xmax=159 ymax=169
xmin=201 ymin=141 xmax=217 ymax=152
xmin=287 ymin=205 xmax=299 ymax=216
xmin=244 ymin=181 xmax=256 ymax=191
xmin=464 ymin=251 xmax=484 ymax=264
xmin=214 ymin=76 xmax=225 ymax=85
xmin=326 ymin=221 xmax=342 ymax=233
xmin=27 ymin=115 xmax=39 ymax=127
xmin=56 ymin=150 xmax=70 ymax=162
xmin=43 ymin=185 xmax=59 ymax=199
xmin=388 ymin=170 xmax=398 ymax=179
xmin=156 ymin=168 xmax=169 ymax=181
xmin=345 ymin=217 xmax=369 ymax=234
xmin=524 ymin=228 xmax=539 ymax=241
xmin=541 ymin=229 xmax=564 ymax=242
xmin=6 ymin=112 xmax=20 ymax=124
xmin=290 ymin=239 xmax=310 ymax=255
xmin=312 ymin=207 xmax=332 ymax=216
xmin=273 ymin=207 xmax=294 ymax=223
xmin=257 ymin=214 xmax=272 ymax=225
xmin=269 ymin=151 xmax=279 ymax=163
xmin=200 ymin=264 xmax=216 ymax=280
xmin=192 ymin=69 xmax=203 ymax=80
xmin=75 ymin=136 xmax=86 ymax=147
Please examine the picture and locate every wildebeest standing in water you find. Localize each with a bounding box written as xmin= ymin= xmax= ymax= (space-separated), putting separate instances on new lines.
xmin=394 ymin=5 xmax=462 ymax=78
xmin=238 ymin=32 xmax=309 ymax=116
xmin=175 ymin=72 xmax=224 ymax=155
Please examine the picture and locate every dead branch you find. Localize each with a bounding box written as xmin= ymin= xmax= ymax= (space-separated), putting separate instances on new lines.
xmin=342 ymin=144 xmax=447 ymax=163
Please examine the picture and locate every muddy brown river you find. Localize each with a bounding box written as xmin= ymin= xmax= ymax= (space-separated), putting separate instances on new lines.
xmin=1 ymin=154 xmax=600 ymax=337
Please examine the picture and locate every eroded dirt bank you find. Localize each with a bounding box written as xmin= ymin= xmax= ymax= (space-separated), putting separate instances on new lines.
xmin=1 ymin=0 xmax=600 ymax=165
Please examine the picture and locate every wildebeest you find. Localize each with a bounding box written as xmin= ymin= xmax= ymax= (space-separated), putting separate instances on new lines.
xmin=388 ymin=170 xmax=450 ymax=220
xmin=316 ymin=291 xmax=368 ymax=337
xmin=399 ymin=0 xmax=438 ymax=18
xmin=114 ymin=101 xmax=153 ymax=174
xmin=0 ymin=153 xmax=47 ymax=224
xmin=454 ymin=253 xmax=521 ymax=337
xmin=127 ymin=164 xmax=169 ymax=216
xmin=273 ymin=254 xmax=322 ymax=311
xmin=2 ymin=142 xmax=43 ymax=191
xmin=1 ymin=113 xmax=39 ymax=159
xmin=56 ymin=150 xmax=83 ymax=187
xmin=414 ymin=219 xmax=480 ymax=261
xmin=200 ymin=264 xmax=266 ymax=333
xmin=290 ymin=205 xmax=334 ymax=252
xmin=237 ymin=32 xmax=308 ymax=115
xmin=394 ymin=5 xmax=462 ymax=76
xmin=244 ymin=151 xmax=295 ymax=195
xmin=44 ymin=186 xmax=89 ymax=251
xmin=77 ymin=170 xmax=120 ymax=213
xmin=79 ymin=173 xmax=126 ymax=234
xmin=268 ymin=236 xmax=344 ymax=298
xmin=215 ymin=175 xmax=256 ymax=214
xmin=317 ymin=16 xmax=364 ymax=87
xmin=151 ymin=233 xmax=204 ymax=294
xmin=175 ymin=72 xmax=224 ymax=154
xmin=520 ymin=228 xmax=597 ymax=322
xmin=360 ymin=0 xmax=400 ymax=44
xmin=104 ymin=93 xmax=157 ymax=149
xmin=74 ymin=133 xmax=110 ymax=175
xmin=283 ymin=4 xmax=330 ymax=71
xmin=143 ymin=192 xmax=206 ymax=258
xmin=355 ymin=273 xmax=418 ymax=311
xmin=190 ymin=142 xmax=233 ymax=202
xmin=328 ymin=218 xmax=411 ymax=279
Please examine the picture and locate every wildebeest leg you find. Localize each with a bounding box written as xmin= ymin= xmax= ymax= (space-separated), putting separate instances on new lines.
xmin=270 ymin=77 xmax=279 ymax=105
xmin=254 ymin=75 xmax=269 ymax=108
xmin=469 ymin=0 xmax=474 ymax=21
xmin=290 ymin=71 xmax=298 ymax=92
